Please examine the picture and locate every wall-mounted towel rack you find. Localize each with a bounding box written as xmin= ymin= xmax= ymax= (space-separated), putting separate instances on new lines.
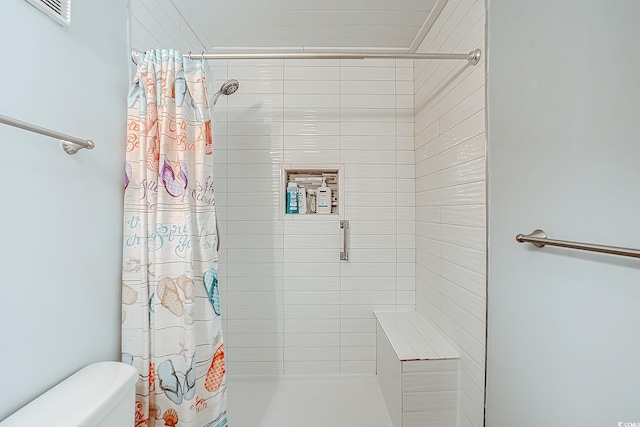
xmin=516 ymin=229 xmax=640 ymax=259
xmin=0 ymin=114 xmax=95 ymax=155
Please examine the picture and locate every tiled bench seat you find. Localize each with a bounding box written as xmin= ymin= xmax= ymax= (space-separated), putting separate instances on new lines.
xmin=375 ymin=311 xmax=460 ymax=427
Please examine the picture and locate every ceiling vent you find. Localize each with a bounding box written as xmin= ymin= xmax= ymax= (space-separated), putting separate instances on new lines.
xmin=24 ymin=0 xmax=71 ymax=26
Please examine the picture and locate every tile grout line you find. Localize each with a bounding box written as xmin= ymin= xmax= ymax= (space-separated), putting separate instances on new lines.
xmin=395 ymin=59 xmax=399 ymax=311
xmin=338 ymin=58 xmax=343 ymax=374
xmin=281 ymin=59 xmax=286 ymax=375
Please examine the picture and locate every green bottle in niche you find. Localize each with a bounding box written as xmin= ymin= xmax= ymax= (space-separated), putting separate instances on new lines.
xmin=287 ymin=181 xmax=299 ymax=214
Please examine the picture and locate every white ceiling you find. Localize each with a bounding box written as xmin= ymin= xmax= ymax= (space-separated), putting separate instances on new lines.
xmin=170 ymin=0 xmax=439 ymax=51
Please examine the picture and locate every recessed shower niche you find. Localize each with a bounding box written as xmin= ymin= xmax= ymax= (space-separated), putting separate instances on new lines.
xmin=280 ymin=166 xmax=344 ymax=218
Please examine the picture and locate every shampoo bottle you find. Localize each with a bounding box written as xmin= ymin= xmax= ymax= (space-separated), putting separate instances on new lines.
xmin=298 ymin=185 xmax=307 ymax=214
xmin=316 ymin=177 xmax=332 ymax=214
xmin=287 ymin=182 xmax=299 ymax=214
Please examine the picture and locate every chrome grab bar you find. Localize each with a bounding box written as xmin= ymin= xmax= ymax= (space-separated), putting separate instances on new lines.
xmin=516 ymin=229 xmax=640 ymax=259
xmin=0 ymin=113 xmax=95 ymax=154
xmin=340 ymin=220 xmax=349 ymax=261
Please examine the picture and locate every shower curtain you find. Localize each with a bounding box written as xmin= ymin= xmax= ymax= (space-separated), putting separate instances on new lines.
xmin=121 ymin=49 xmax=226 ymax=427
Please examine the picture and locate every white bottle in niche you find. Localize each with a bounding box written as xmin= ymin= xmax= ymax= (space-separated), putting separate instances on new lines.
xmin=298 ymin=185 xmax=307 ymax=214
xmin=316 ymin=177 xmax=332 ymax=214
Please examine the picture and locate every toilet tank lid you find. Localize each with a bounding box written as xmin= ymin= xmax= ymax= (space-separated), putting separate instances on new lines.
xmin=0 ymin=361 xmax=138 ymax=427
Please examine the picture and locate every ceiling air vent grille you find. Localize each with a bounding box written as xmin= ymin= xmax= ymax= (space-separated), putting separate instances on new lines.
xmin=24 ymin=0 xmax=71 ymax=26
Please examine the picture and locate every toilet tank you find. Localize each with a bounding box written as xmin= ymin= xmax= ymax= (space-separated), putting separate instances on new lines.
xmin=0 ymin=361 xmax=137 ymax=427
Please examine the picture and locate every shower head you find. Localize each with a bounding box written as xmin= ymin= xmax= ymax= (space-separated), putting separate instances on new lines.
xmin=212 ymin=79 xmax=239 ymax=105
xmin=221 ymin=79 xmax=239 ymax=95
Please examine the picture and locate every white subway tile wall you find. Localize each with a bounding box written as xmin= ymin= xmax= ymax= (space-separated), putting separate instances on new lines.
xmin=206 ymin=58 xmax=416 ymax=376
xmin=129 ymin=7 xmax=487 ymax=421
xmin=413 ymin=0 xmax=486 ymax=427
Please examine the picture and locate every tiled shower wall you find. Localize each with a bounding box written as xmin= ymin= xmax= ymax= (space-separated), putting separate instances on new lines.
xmin=128 ymin=1 xmax=415 ymax=375
xmin=212 ymin=60 xmax=415 ymax=375
xmin=413 ymin=0 xmax=486 ymax=426
xmin=130 ymin=1 xmax=488 ymax=392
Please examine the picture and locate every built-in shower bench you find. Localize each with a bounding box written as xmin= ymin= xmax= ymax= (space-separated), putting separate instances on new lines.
xmin=375 ymin=311 xmax=460 ymax=427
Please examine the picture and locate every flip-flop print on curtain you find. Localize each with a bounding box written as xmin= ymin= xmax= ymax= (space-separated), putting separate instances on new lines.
xmin=122 ymin=49 xmax=226 ymax=427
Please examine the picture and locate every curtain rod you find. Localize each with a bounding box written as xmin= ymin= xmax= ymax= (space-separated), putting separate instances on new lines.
xmin=131 ymin=49 xmax=481 ymax=65
xmin=0 ymin=114 xmax=94 ymax=155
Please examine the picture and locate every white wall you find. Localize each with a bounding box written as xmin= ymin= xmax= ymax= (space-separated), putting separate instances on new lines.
xmin=413 ymin=0 xmax=486 ymax=426
xmin=0 ymin=0 xmax=128 ymax=420
xmin=486 ymin=0 xmax=640 ymax=425
xmin=212 ymin=59 xmax=415 ymax=375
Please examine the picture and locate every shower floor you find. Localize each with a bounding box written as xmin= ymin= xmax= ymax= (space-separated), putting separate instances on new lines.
xmin=226 ymin=374 xmax=393 ymax=427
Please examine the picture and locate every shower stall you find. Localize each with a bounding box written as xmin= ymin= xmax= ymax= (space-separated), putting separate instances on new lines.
xmin=128 ymin=0 xmax=487 ymax=426
xmin=208 ymin=53 xmax=421 ymax=427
